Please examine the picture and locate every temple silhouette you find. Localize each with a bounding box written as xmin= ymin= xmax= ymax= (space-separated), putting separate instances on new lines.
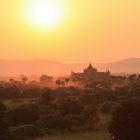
xmin=70 ymin=64 xmax=110 ymax=81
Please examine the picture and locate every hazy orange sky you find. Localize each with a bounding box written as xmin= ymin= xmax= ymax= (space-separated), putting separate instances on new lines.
xmin=0 ymin=0 xmax=140 ymax=63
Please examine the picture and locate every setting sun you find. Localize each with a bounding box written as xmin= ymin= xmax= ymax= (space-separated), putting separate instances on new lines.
xmin=26 ymin=1 xmax=66 ymax=27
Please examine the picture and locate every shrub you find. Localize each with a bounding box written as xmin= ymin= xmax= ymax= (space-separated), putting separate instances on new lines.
xmin=100 ymin=101 xmax=118 ymax=114
xmin=64 ymin=114 xmax=85 ymax=128
xmin=37 ymin=113 xmax=66 ymax=129
xmin=0 ymin=121 xmax=9 ymax=135
xmin=12 ymin=125 xmax=43 ymax=138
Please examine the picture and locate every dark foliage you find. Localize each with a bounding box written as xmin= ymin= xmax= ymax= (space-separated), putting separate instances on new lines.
xmin=109 ymin=99 xmax=140 ymax=140
xmin=57 ymin=97 xmax=83 ymax=115
xmin=37 ymin=113 xmax=66 ymax=129
xmin=6 ymin=104 xmax=40 ymax=126
xmin=0 ymin=74 xmax=140 ymax=138
xmin=39 ymin=88 xmax=53 ymax=105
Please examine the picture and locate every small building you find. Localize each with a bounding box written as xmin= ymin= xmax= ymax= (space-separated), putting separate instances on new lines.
xmin=70 ymin=64 xmax=110 ymax=82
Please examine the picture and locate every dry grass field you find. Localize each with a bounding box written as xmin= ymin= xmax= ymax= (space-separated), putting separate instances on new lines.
xmin=33 ymin=130 xmax=110 ymax=140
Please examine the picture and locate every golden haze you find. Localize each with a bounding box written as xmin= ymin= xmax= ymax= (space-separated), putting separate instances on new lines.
xmin=0 ymin=0 xmax=140 ymax=63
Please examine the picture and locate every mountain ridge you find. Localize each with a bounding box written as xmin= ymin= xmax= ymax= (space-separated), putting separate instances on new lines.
xmin=0 ymin=58 xmax=139 ymax=76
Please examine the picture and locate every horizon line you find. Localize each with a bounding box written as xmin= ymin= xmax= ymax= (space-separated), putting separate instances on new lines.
xmin=0 ymin=57 xmax=139 ymax=64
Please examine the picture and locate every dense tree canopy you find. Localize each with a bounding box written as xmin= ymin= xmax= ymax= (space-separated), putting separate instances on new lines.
xmin=109 ymin=99 xmax=140 ymax=140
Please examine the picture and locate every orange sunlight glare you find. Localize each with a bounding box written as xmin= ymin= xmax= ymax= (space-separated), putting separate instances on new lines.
xmin=24 ymin=0 xmax=68 ymax=28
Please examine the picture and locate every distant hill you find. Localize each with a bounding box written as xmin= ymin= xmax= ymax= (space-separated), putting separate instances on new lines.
xmin=0 ymin=58 xmax=139 ymax=77
xmin=0 ymin=59 xmax=86 ymax=77
xmin=99 ymin=58 xmax=140 ymax=74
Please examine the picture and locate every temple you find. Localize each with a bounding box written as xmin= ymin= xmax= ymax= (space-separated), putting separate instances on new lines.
xmin=70 ymin=64 xmax=110 ymax=81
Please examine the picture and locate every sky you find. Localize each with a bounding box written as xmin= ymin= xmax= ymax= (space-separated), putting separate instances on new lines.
xmin=0 ymin=0 xmax=140 ymax=63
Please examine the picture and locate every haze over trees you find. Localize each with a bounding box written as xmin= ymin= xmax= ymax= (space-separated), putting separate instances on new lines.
xmin=0 ymin=58 xmax=140 ymax=77
xmin=0 ymin=66 xmax=140 ymax=140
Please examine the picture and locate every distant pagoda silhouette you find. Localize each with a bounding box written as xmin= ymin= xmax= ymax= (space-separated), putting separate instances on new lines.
xmin=71 ymin=63 xmax=110 ymax=81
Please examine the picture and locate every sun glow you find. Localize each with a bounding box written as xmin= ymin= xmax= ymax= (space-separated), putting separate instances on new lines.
xmin=25 ymin=1 xmax=66 ymax=27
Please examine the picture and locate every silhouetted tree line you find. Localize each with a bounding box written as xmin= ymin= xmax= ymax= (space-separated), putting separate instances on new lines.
xmin=0 ymin=74 xmax=140 ymax=139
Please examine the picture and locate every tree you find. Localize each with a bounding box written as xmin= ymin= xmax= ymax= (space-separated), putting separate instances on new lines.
xmin=39 ymin=88 xmax=53 ymax=105
xmin=40 ymin=75 xmax=53 ymax=84
xmin=7 ymin=104 xmax=40 ymax=126
xmin=109 ymin=99 xmax=140 ymax=140
xmin=84 ymin=106 xmax=100 ymax=129
xmin=57 ymin=97 xmax=83 ymax=115
xmin=128 ymin=74 xmax=137 ymax=84
xmin=0 ymin=101 xmax=6 ymax=120
xmin=0 ymin=102 xmax=11 ymax=140
xmin=21 ymin=76 xmax=28 ymax=84
xmin=64 ymin=78 xmax=70 ymax=86
xmin=56 ymin=79 xmax=65 ymax=87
